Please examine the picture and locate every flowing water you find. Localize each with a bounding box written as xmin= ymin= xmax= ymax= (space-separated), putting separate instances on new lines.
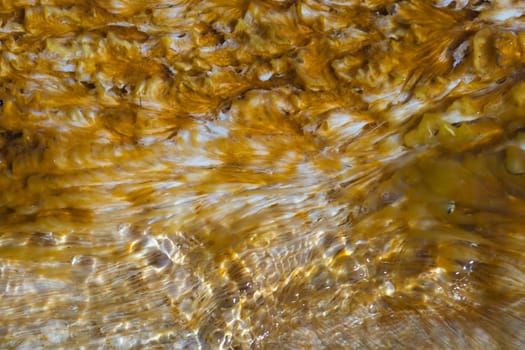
xmin=1 ymin=0 xmax=525 ymax=349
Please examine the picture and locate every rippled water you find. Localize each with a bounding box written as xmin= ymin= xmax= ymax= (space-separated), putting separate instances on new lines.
xmin=1 ymin=0 xmax=525 ymax=349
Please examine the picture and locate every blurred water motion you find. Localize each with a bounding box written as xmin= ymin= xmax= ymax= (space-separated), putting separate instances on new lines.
xmin=1 ymin=0 xmax=525 ymax=349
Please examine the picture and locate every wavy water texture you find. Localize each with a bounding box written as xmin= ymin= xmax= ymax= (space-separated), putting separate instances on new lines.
xmin=1 ymin=0 xmax=525 ymax=349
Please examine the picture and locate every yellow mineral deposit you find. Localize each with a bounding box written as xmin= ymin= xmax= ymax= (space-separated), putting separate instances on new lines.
xmin=0 ymin=0 xmax=525 ymax=349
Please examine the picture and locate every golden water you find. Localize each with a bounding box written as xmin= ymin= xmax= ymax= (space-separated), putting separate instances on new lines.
xmin=1 ymin=0 xmax=525 ymax=348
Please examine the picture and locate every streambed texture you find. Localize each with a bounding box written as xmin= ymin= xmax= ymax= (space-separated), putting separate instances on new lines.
xmin=1 ymin=0 xmax=525 ymax=349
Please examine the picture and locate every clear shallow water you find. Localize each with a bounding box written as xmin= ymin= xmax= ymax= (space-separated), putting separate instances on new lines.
xmin=1 ymin=0 xmax=525 ymax=349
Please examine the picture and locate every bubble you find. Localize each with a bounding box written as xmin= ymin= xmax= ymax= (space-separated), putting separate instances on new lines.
xmin=383 ymin=281 xmax=395 ymax=296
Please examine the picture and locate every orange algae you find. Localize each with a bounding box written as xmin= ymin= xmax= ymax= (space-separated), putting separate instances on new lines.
xmin=0 ymin=0 xmax=525 ymax=349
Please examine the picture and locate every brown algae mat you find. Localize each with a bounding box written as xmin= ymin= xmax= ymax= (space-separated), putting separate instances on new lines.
xmin=0 ymin=0 xmax=525 ymax=349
